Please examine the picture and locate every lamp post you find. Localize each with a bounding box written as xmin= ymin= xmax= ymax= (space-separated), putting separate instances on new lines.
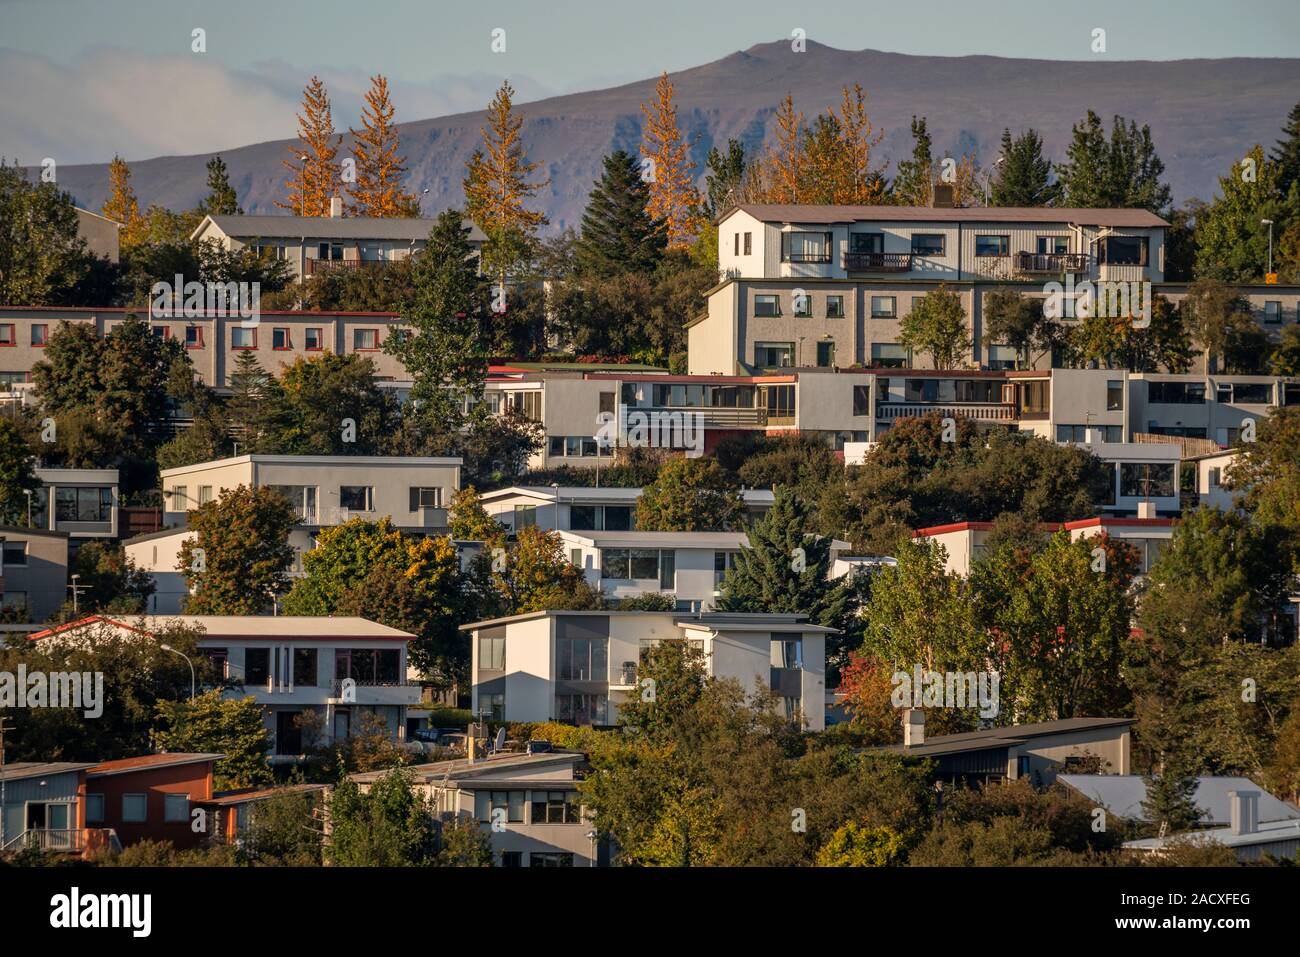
xmin=1262 ymin=219 xmax=1275 ymax=276
xmin=160 ymin=643 xmax=196 ymax=700
xmin=23 ymin=489 xmax=31 ymax=527
xmin=982 ymin=155 xmax=1005 ymax=206
xmin=299 ymin=153 xmax=309 ymax=216
xmin=550 ymin=482 xmax=561 ymax=531
xmin=68 ymin=574 xmax=86 ymax=615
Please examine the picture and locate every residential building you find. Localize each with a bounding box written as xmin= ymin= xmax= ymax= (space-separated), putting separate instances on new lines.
xmin=0 ymin=525 xmax=69 ymax=628
xmin=479 ymin=485 xmax=775 ymax=533
xmin=1188 ymin=448 xmax=1243 ymax=511
xmin=352 ymin=750 xmax=598 ymax=867
xmin=197 ymin=783 xmax=327 ymax=846
xmin=28 ymin=615 xmax=423 ymax=760
xmin=32 ymin=467 xmax=120 ymax=545
xmin=190 ymin=207 xmax=485 ymax=284
xmin=1058 ymin=774 xmax=1300 ymax=827
xmin=872 ymin=713 xmax=1134 ymax=786
xmin=0 ymin=762 xmax=98 ymax=854
xmin=1124 ymin=790 xmax=1300 ymax=862
xmin=74 ymin=207 xmax=121 ymax=263
xmin=464 ymin=610 xmax=831 ymax=730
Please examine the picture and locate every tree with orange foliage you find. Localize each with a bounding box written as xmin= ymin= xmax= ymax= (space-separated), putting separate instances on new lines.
xmin=765 ymin=94 xmax=805 ymax=203
xmin=102 ymin=156 xmax=146 ymax=248
xmin=346 ymin=75 xmax=418 ymax=218
xmin=837 ymin=651 xmax=902 ymax=745
xmin=463 ymin=80 xmax=549 ymax=282
xmin=639 ymin=72 xmax=700 ymax=249
xmin=278 ymin=76 xmax=342 ymax=217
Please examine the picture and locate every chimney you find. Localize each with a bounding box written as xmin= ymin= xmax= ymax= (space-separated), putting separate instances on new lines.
xmin=329 ymin=195 xmax=343 ymax=218
xmin=1228 ymin=790 xmax=1259 ymax=836
xmin=931 ymin=182 xmax=957 ymax=208
xmin=1137 ymin=501 xmax=1157 ymax=519
xmin=903 ymin=708 xmax=925 ymax=747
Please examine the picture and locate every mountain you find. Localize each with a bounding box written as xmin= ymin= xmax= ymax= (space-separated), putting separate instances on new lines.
xmin=45 ymin=41 xmax=1300 ymax=230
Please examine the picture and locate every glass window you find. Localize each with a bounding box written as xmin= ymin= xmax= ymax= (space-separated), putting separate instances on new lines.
xmin=604 ymin=506 xmax=632 ymax=531
xmin=514 ymin=504 xmax=537 ymax=528
xmin=0 ymin=325 xmax=15 ymax=346
xmin=502 ymin=851 xmax=523 ymax=867
xmin=2 ymin=542 xmax=27 ymax=566
xmin=601 ymin=548 xmax=630 ymax=579
xmin=198 ymin=485 xmax=213 ymax=505
xmin=850 ymin=232 xmax=884 ymax=254
xmin=659 ymin=550 xmax=675 ymax=590
xmin=776 ymin=634 xmax=803 ymax=669
xmin=826 ymin=295 xmax=845 ymax=318
xmin=975 ymin=235 xmax=1010 ymax=256
xmin=743 ymin=232 xmax=752 ymax=255
xmin=164 ymin=794 xmax=190 ymax=823
xmin=1120 ymin=463 xmax=1176 ymax=498
xmin=629 ymin=548 xmax=659 ymax=580
xmin=55 ymin=487 xmax=113 ymax=522
xmin=1232 ymin=383 xmax=1273 ymax=405
xmin=31 ymin=324 xmax=48 ymax=346
xmin=555 ymin=693 xmax=607 ymax=726
xmin=479 ymin=634 xmax=506 ymax=671
xmin=184 ymin=325 xmax=202 ymax=348
xmin=475 ymin=790 xmax=525 ymax=823
xmin=1099 ymin=236 xmax=1148 ymax=265
xmin=352 ymin=328 xmax=378 ymax=350
xmin=852 ymin=385 xmax=871 ymax=416
xmin=272 ymin=327 xmax=292 ymax=349
xmin=1263 ymin=301 xmax=1282 ymax=323
xmin=1037 ymin=236 xmax=1069 ymax=255
xmin=409 ymin=487 xmax=442 ymax=509
xmin=871 ymin=343 xmax=909 ymax=368
xmin=783 ymin=231 xmax=832 ymax=263
xmin=293 ymin=648 xmax=317 ymax=687
xmin=754 ymin=342 xmax=794 ymax=368
xmin=531 ymin=791 xmax=582 ymax=824
xmin=911 ymin=234 xmax=945 ymax=256
xmin=305 ymin=328 xmax=323 ymax=350
xmin=479 ymin=692 xmax=505 ymax=720
xmin=339 ymin=486 xmax=373 ymax=511
xmin=85 ymin=794 xmax=105 ymax=823
xmin=558 ymin=637 xmax=607 ymax=681
xmin=1107 ymin=380 xmax=1124 ymax=411
xmin=244 ymin=648 xmax=270 ymax=686
xmin=231 ymin=327 xmax=255 ymax=349
xmin=122 ymin=794 xmax=147 ymax=823
xmin=753 ymin=295 xmax=781 ymax=317
xmin=987 ymin=345 xmax=1018 ymax=371
xmin=816 ymin=341 xmax=835 ymax=367
xmin=792 ymin=291 xmax=812 ymax=317
xmin=870 ymin=296 xmax=896 ymax=318
xmin=1147 ymin=381 xmax=1205 ymax=404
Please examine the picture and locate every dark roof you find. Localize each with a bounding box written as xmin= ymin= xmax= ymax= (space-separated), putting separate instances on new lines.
xmin=199 ymin=214 xmax=487 ymax=243
xmin=875 ymin=717 xmax=1135 ymax=758
xmin=724 ymin=204 xmax=1170 ymax=229
xmin=201 ymin=783 xmax=327 ymax=806
xmin=87 ymin=753 xmax=223 ymax=777
xmin=0 ymin=761 xmax=96 ymax=783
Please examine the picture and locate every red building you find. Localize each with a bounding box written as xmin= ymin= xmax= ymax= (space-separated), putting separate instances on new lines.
xmin=82 ymin=753 xmax=221 ymax=849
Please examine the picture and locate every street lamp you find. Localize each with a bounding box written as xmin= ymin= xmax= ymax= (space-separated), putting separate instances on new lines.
xmin=299 ymin=154 xmax=309 ymax=216
xmin=586 ymin=829 xmax=597 ymax=867
xmin=23 ymin=488 xmax=31 ymax=527
xmin=982 ymin=155 xmax=1005 ymax=205
xmin=68 ymin=574 xmax=86 ymax=615
xmin=1262 ymin=219 xmax=1275 ymax=276
xmin=160 ymin=643 xmax=196 ymax=700
xmin=550 ymin=482 xmax=561 ymax=531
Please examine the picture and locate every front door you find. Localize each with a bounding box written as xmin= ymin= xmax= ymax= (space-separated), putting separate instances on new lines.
xmin=276 ymin=710 xmax=303 ymax=756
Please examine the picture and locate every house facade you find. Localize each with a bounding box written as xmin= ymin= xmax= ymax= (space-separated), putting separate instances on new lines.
xmin=0 ymin=525 xmax=69 ymax=627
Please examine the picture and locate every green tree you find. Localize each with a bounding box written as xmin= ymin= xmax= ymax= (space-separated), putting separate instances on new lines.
xmin=1182 ymin=277 xmax=1255 ymax=373
xmin=0 ymin=417 xmax=40 ymax=526
xmin=326 ymin=768 xmax=438 ymax=866
xmin=179 ymin=485 xmax=297 ymax=614
xmin=1140 ymin=761 xmax=1203 ymax=835
xmin=66 ymin=540 xmax=155 ymax=614
xmin=152 ymin=690 xmax=274 ymax=790
xmin=197 ymin=155 xmax=242 ymax=216
xmin=890 ymin=116 xmax=934 ymax=206
xmin=242 ymin=789 xmax=324 ymax=866
xmin=1233 ymin=407 xmax=1300 ymax=569
xmin=1056 ymin=110 xmax=1171 ymax=214
xmin=898 ymin=284 xmax=970 ymax=370
xmin=435 ymin=815 xmax=495 ymax=866
xmin=225 ymin=349 xmax=286 ymax=453
xmin=989 ymin=128 xmax=1059 ymax=207
xmin=634 ymin=456 xmax=745 ymax=531
xmin=575 ymin=150 xmax=665 ymax=276
xmin=981 ymin=286 xmax=1062 ymax=369
xmin=487 ymin=525 xmax=604 ymax=615
xmin=815 ymin=822 xmax=908 ymax=866
xmin=1194 ymin=144 xmax=1300 ymax=282
xmin=1273 ymin=101 xmax=1300 ymax=200
xmin=1269 ymin=324 xmax=1300 ymax=376
xmin=447 ymin=486 xmax=503 ymax=540
xmin=276 ymin=352 xmax=400 ymax=455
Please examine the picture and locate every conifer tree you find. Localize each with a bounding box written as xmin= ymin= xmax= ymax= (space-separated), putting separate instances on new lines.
xmin=989 ymin=128 xmax=1059 ymax=207
xmin=639 ymin=72 xmax=700 ymax=249
xmin=575 ymin=150 xmax=665 ymax=276
xmin=225 ymin=349 xmax=284 ymax=453
xmin=278 ymin=76 xmax=342 ymax=217
xmin=1056 ymin=110 xmax=1171 ymax=214
xmin=1272 ymin=101 xmax=1300 ymax=200
xmin=891 ymin=116 xmax=934 ymax=207
xmin=346 ymin=75 xmax=418 ymax=217
xmin=700 ymin=139 xmax=748 ymax=219
xmin=102 ymin=155 xmax=145 ymax=248
xmin=198 ymin=155 xmax=242 ymax=217
xmin=463 ymin=80 xmax=549 ymax=283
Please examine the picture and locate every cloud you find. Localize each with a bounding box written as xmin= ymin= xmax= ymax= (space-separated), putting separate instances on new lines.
xmin=0 ymin=46 xmax=555 ymax=166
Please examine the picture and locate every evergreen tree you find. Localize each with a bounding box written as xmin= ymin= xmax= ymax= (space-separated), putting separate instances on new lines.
xmin=346 ymin=74 xmax=418 ymax=217
xmin=700 ymin=139 xmax=747 ymax=218
xmin=225 ymin=349 xmax=284 ymax=453
xmin=1140 ymin=762 xmax=1203 ymax=835
xmin=575 ymin=150 xmax=665 ymax=276
xmin=1056 ymin=110 xmax=1171 ymax=214
xmin=0 ymin=417 xmax=40 ymax=526
xmin=198 ymin=155 xmax=242 ymax=216
xmin=152 ymin=691 xmax=273 ymax=790
xmin=891 ymin=116 xmax=934 ymax=206
xmin=989 ymin=128 xmax=1059 ymax=207
xmin=1271 ymin=101 xmax=1300 ymax=200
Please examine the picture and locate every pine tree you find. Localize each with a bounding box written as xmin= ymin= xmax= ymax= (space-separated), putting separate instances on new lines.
xmin=891 ymin=116 xmax=934 ymax=206
xmin=198 ymin=155 xmax=242 ymax=216
xmin=989 ymin=128 xmax=1059 ymax=207
xmin=463 ymin=81 xmax=549 ymax=283
xmin=1056 ymin=110 xmax=1109 ymax=208
xmin=277 ymin=76 xmax=341 ymax=217
xmin=225 ymin=349 xmax=284 ymax=452
xmin=1056 ymin=110 xmax=1171 ymax=214
xmin=1272 ymin=101 xmax=1300 ymax=200
xmin=346 ymin=75 xmax=418 ymax=217
xmin=575 ymin=150 xmax=665 ymax=275
xmin=639 ymin=72 xmax=700 ymax=249
xmin=700 ymin=139 xmax=748 ymax=218
xmin=102 ymin=155 xmax=145 ymax=248
xmin=833 ymin=84 xmax=885 ymax=204
xmin=1141 ymin=761 xmax=1203 ymax=835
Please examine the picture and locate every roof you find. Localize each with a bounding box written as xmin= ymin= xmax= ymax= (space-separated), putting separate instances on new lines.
xmin=160 ymin=453 xmax=462 ymax=477
xmin=202 ymin=783 xmax=327 ymax=806
xmin=0 ymin=761 xmax=96 ymax=783
xmin=29 ymin=615 xmax=416 ymax=642
xmin=0 ymin=304 xmax=401 ymax=318
xmin=877 ymin=717 xmax=1135 ymax=757
xmin=1062 ymin=517 xmax=1177 ymax=530
xmin=723 ymin=203 xmax=1170 ymax=229
xmin=461 ymin=609 xmax=827 ymax=631
xmin=479 ymin=486 xmax=774 ymax=506
xmin=1058 ymin=775 xmax=1300 ymax=826
xmin=87 ymin=753 xmax=223 ymax=778
xmin=194 ymin=214 xmax=487 ymax=243
xmin=350 ymin=750 xmax=584 ymax=785
xmin=1125 ymin=817 xmax=1300 ymax=851
xmin=0 ymin=524 xmax=69 ymax=541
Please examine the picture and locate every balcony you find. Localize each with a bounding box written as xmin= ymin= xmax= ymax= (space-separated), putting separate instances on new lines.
xmin=845 ymin=252 xmax=914 ymax=273
xmin=307 ymin=258 xmax=394 ymax=275
xmin=327 ymin=677 xmax=423 ymax=706
xmin=637 ymin=406 xmax=769 ymax=428
xmin=1014 ymin=252 xmax=1091 ymax=275
xmin=0 ymin=828 xmax=121 ymax=856
xmin=611 ymin=662 xmax=639 ymax=689
xmin=877 ymin=402 xmax=1018 ymax=423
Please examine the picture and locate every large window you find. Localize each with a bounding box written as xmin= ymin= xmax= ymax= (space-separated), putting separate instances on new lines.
xmin=409 ymin=487 xmax=443 ymax=510
xmin=164 ymin=794 xmax=190 ymax=823
xmin=852 ymin=385 xmax=872 ymax=417
xmin=556 ymin=693 xmax=608 ymax=725
xmin=570 ymin=504 xmax=632 ymax=531
xmin=782 ymin=231 xmax=832 ymax=263
xmin=352 ymin=328 xmax=379 ymax=350
xmin=531 ymin=852 xmax=575 ymax=867
xmin=231 ymin=327 xmax=255 ymax=349
xmin=870 ymin=295 xmax=896 ymax=318
xmin=267 ymin=485 xmax=318 ymax=523
xmin=292 ymin=648 xmax=317 ymax=687
xmin=558 ymin=636 xmax=608 ymax=681
xmin=826 ymin=295 xmax=845 ymax=318
xmin=1147 ymin=381 xmax=1205 ymax=404
xmin=871 ymin=343 xmax=909 ymax=368
xmin=339 ymin=486 xmax=373 ymax=511
xmin=987 ymin=345 xmax=1018 ymax=371
xmin=816 ymin=341 xmax=835 ymax=367
xmin=755 ymin=342 xmax=794 ymax=368
xmin=1120 ymin=463 xmax=1176 ymax=498
xmin=600 ymin=548 xmax=667 ymax=580
xmin=531 ymin=791 xmax=582 ymax=824
xmin=504 ymin=390 xmax=541 ymax=421
xmin=910 ymin=234 xmax=945 ymax=256
xmin=1037 ymin=236 xmax=1069 ymax=255
xmin=775 ymin=634 xmax=803 ymax=669
xmin=305 ymin=328 xmax=323 ymax=350
xmin=55 ymin=487 xmax=112 ymax=523
xmin=753 ymin=295 xmax=781 ymax=318
xmin=1098 ymin=236 xmax=1148 ymax=266
xmin=245 ymin=648 xmax=271 ymax=686
xmin=479 ymin=634 xmax=506 ymax=671
xmin=474 ymin=790 xmax=525 ymax=823
xmin=1263 ymin=301 xmax=1282 ymax=324
xmin=1225 ymin=382 xmax=1273 ymax=405
xmin=975 ymin=235 xmax=1010 ymax=257
xmin=1107 ymin=380 xmax=1124 ymax=411
xmin=762 ymin=384 xmax=796 ymax=418
xmin=122 ymin=794 xmax=148 ymax=823
xmin=850 ymin=232 xmax=883 ymax=254
xmin=272 ymin=327 xmax=292 ymax=350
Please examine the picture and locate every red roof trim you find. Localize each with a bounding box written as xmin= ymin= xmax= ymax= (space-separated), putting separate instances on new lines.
xmin=1063 ymin=517 xmax=1177 ymax=529
xmin=0 ymin=305 xmax=401 ymax=317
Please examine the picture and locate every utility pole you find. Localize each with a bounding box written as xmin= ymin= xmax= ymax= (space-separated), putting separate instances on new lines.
xmin=0 ymin=717 xmax=13 ymax=848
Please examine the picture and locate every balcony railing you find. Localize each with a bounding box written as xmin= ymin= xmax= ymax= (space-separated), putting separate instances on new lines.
xmin=1014 ymin=252 xmax=1091 ymax=275
xmin=616 ymin=663 xmax=638 ymax=687
xmin=307 ymin=258 xmax=393 ymax=275
xmin=636 ymin=406 xmax=769 ymax=428
xmin=0 ymin=827 xmax=121 ymax=855
xmin=877 ymin=402 xmax=1018 ymax=422
xmin=845 ymin=252 xmax=914 ymax=272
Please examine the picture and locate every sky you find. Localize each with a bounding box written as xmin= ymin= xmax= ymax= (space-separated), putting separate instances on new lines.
xmin=3 ymin=0 xmax=1299 ymax=165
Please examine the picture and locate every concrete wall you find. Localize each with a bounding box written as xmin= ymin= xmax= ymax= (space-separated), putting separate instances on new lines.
xmin=1008 ymin=727 xmax=1131 ymax=785
xmin=0 ymin=527 xmax=70 ymax=625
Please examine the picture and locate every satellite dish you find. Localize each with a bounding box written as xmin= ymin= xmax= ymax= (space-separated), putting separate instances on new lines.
xmin=493 ymin=727 xmax=506 ymax=753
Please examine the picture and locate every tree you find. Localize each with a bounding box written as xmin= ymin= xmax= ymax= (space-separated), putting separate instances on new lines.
xmin=463 ymin=81 xmax=549 ymax=282
xmin=1056 ymin=111 xmax=1171 ymax=215
xmin=989 ymin=128 xmax=1059 ymax=207
xmin=1269 ymin=324 xmax=1300 ymax=376
xmin=891 ymin=116 xmax=934 ymax=206
xmin=179 ymin=485 xmax=297 ymax=614
xmin=242 ymin=789 xmax=323 ymax=866
xmin=1234 ymin=407 xmax=1300 ymax=569
xmin=197 ymin=155 xmax=242 ymax=216
xmin=575 ymin=150 xmax=665 ymax=276
xmin=634 ymin=456 xmax=745 ymax=531
xmin=385 ymin=209 xmax=488 ymax=440
xmin=346 ymin=75 xmax=418 ymax=217
xmin=898 ymin=284 xmax=970 ymax=369
xmin=487 ymin=525 xmax=603 ymax=616
xmin=1272 ymin=100 xmax=1300 ymax=201
xmin=699 ymin=139 xmax=748 ymax=219
xmin=448 ymin=486 xmax=503 ymax=541
xmin=639 ymin=72 xmax=700 ymax=250
xmin=152 ymin=691 xmax=274 ymax=790
xmin=1194 ymin=144 xmax=1300 ymax=282
xmin=815 ymin=822 xmax=908 ymax=866
xmin=326 ymin=769 xmax=438 ymax=866
xmin=435 ymin=815 xmax=495 ymax=867
xmin=765 ymin=94 xmax=805 ymax=204
xmin=224 ymin=349 xmax=284 ymax=453
xmin=102 ymin=155 xmax=146 ymax=248
xmin=0 ymin=161 xmax=107 ymax=306
xmin=277 ymin=352 xmax=401 ymax=455
xmin=67 ymin=540 xmax=155 ymax=614
xmin=1182 ymin=277 xmax=1254 ymax=372
xmin=1140 ymin=761 xmax=1203 ymax=835
xmin=982 ymin=286 xmax=1060 ymax=369
xmin=0 ymin=417 xmax=39 ymax=526
xmin=612 ymin=639 xmax=710 ymax=741
xmin=278 ymin=76 xmax=341 ymax=217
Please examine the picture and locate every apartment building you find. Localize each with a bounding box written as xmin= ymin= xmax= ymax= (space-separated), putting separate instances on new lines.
xmin=191 ymin=206 xmax=485 ymax=283
xmin=31 ymin=467 xmax=119 ymax=545
xmin=30 ymin=614 xmax=423 ymax=760
xmin=0 ymin=525 xmax=69 ymax=627
xmin=479 ymin=485 xmax=775 ymax=533
xmin=464 ymin=610 xmax=830 ymax=730
xmin=352 ymin=750 xmax=597 ymax=867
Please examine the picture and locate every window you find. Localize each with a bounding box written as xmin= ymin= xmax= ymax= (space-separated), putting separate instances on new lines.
xmin=556 ymin=693 xmax=607 ymax=725
xmin=599 ymin=391 xmax=615 ymax=415
xmin=816 ymin=341 xmax=835 ymax=367
xmin=514 ymin=504 xmax=537 ymax=528
xmin=570 ymin=547 xmax=583 ymax=567
xmin=501 ymin=851 xmax=523 ymax=867
xmin=743 ymin=232 xmax=752 ymax=255
xmin=754 ymin=341 xmax=794 ymax=368
xmin=1037 ymin=236 xmax=1069 ymax=255
xmin=171 ymin=486 xmax=188 ymax=510
xmin=479 ymin=634 xmax=506 ymax=671
xmin=753 ymin=294 xmax=781 ymax=317
xmin=318 ymin=242 xmax=344 ymax=261
xmin=267 ymin=485 xmax=317 ymax=523
xmin=184 ymin=325 xmax=203 ymax=348
xmin=245 ymin=648 xmax=271 ymax=686
xmin=231 ymin=327 xmax=256 ymax=350
xmin=782 ymin=231 xmax=832 ymax=263
xmin=1056 ymin=424 xmax=1120 ymax=443
xmin=1208 ymin=467 xmax=1221 ymax=489
xmin=558 ymin=636 xmax=608 ymax=681
xmin=151 ymin=325 xmax=172 ymax=341
xmin=198 ymin=485 xmax=213 ymax=505
xmin=734 ymin=232 xmax=739 ymax=256
xmin=911 ymin=234 xmax=945 ymax=256
xmin=826 ymin=295 xmax=845 ymax=318
xmin=85 ymin=794 xmax=105 ymax=824
xmin=479 ymin=692 xmax=505 ymax=720
xmin=850 ymin=232 xmax=884 ymax=254
xmin=852 ymin=384 xmax=872 ymax=416
xmin=1098 ymin=236 xmax=1148 ymax=266
xmin=31 ymin=324 xmax=48 ymax=346
xmin=776 ymin=634 xmax=803 ymax=669
xmin=1263 ymin=301 xmax=1282 ymax=324
xmin=870 ymin=296 xmax=896 ymax=318
xmin=272 ymin=327 xmax=292 ymax=350
xmin=1120 ymin=463 xmax=1176 ymax=498
xmin=0 ymin=325 xmax=15 ymax=346
xmin=305 ymin=328 xmax=323 ymax=350
xmin=2 ymin=542 xmax=27 ymax=566
xmin=1232 ymin=382 xmax=1273 ymax=405
xmin=531 ymin=791 xmax=582 ymax=824
xmin=1107 ymin=380 xmax=1124 ymax=411
xmin=122 ymin=794 xmax=148 ymax=823
xmin=987 ymin=345 xmax=1018 ymax=371
xmin=339 ymin=486 xmax=373 ymax=511
xmin=164 ymin=794 xmax=190 ymax=823
xmin=762 ymin=383 xmax=796 ymax=418
xmin=659 ymin=550 xmax=676 ymax=590
xmin=601 ymin=548 xmax=665 ymax=580
xmin=293 ymin=648 xmax=317 ymax=687
xmin=474 ymin=790 xmax=525 ymax=824
xmin=55 ymin=487 xmax=112 ymax=523
xmin=253 ymin=244 xmax=287 ymax=261
xmin=531 ymin=852 xmax=576 ymax=867
xmin=504 ymin=390 xmax=541 ymax=421
xmin=793 ymin=292 xmax=812 ymax=317
xmin=1147 ymin=381 xmax=1205 ymax=404
xmin=871 ymin=343 xmax=909 ymax=368
xmin=352 ymin=328 xmax=379 ymax=350
xmin=975 ymin=235 xmax=1010 ymax=257
xmin=409 ymin=487 xmax=442 ymax=510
